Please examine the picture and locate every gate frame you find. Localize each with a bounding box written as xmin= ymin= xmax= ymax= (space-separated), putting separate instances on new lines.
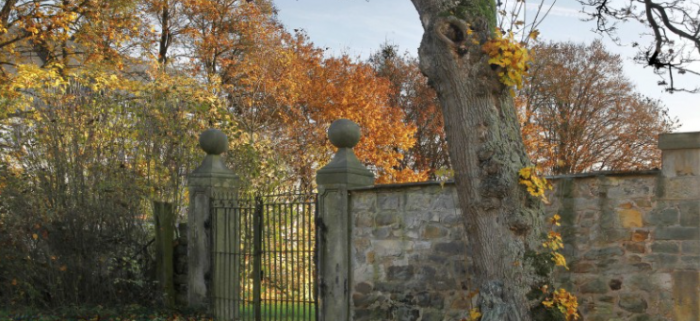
xmin=188 ymin=120 xmax=375 ymax=321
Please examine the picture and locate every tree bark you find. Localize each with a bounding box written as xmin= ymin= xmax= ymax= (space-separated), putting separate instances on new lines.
xmin=411 ymin=1 xmax=544 ymax=320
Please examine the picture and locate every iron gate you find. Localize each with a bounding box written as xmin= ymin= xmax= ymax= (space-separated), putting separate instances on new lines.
xmin=212 ymin=191 xmax=318 ymax=321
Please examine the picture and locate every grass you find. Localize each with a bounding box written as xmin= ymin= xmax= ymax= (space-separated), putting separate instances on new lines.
xmin=0 ymin=305 xmax=213 ymax=321
xmin=1 ymin=303 xmax=316 ymax=321
xmin=231 ymin=303 xmax=316 ymax=321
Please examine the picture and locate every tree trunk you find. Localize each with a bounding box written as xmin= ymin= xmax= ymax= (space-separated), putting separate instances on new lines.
xmin=411 ymin=1 xmax=544 ymax=320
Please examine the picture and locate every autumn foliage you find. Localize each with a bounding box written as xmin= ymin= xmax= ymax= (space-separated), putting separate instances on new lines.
xmin=368 ymin=44 xmax=449 ymax=181
xmin=518 ymin=40 xmax=678 ymax=175
xmin=0 ymin=0 xmax=420 ymax=307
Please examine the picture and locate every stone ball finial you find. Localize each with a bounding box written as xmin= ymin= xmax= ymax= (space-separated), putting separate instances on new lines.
xmin=199 ymin=128 xmax=228 ymax=155
xmin=328 ymin=119 xmax=361 ymax=148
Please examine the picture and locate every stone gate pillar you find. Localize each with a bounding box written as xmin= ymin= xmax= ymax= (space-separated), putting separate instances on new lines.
xmin=187 ymin=129 xmax=239 ymax=310
xmin=658 ymin=132 xmax=700 ymax=320
xmin=316 ymin=119 xmax=375 ymax=321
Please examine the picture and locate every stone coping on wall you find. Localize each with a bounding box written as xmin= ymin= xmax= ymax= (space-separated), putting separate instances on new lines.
xmin=350 ymin=180 xmax=455 ymax=191
xmin=351 ymin=169 xmax=661 ymax=192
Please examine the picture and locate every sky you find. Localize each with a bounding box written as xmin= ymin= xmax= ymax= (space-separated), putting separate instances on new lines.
xmin=274 ymin=0 xmax=700 ymax=132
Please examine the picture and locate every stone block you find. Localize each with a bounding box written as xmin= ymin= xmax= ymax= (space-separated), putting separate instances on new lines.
xmin=354 ymin=214 xmax=374 ymax=228
xmin=570 ymin=261 xmax=597 ymax=273
xmin=431 ymin=192 xmax=455 ymax=210
xmin=651 ymin=241 xmax=680 ymax=253
xmin=630 ymin=263 xmax=653 ymax=272
xmin=680 ymin=256 xmax=700 ymax=269
xmin=618 ymin=208 xmax=643 ymax=228
xmin=646 ymin=207 xmax=679 ymax=226
xmin=672 ymin=271 xmax=700 ymax=320
xmin=351 ymin=192 xmax=376 ymax=211
xmin=421 ymin=224 xmax=448 ymax=239
xmin=372 ymin=240 xmax=412 ymax=257
xmin=372 ymin=227 xmax=392 ymax=239
xmin=387 ymin=265 xmax=414 ymax=281
xmin=625 ymin=242 xmax=646 ymax=254
xmin=681 ymin=240 xmax=700 ymax=254
xmin=374 ymin=212 xmax=397 ymax=226
xmin=414 ymin=291 xmax=444 ymax=308
xmin=655 ymin=227 xmax=699 ymax=240
xmin=355 ymin=281 xmax=373 ymax=294
xmin=433 ymin=241 xmax=466 ymax=256
xmin=405 ymin=192 xmax=431 ymax=211
xmin=619 ymin=294 xmax=648 ymax=313
xmin=583 ymin=246 xmax=624 ymax=260
xmin=632 ymin=229 xmax=650 ymax=242
xmin=579 ymin=277 xmax=608 ymax=294
xmin=414 ymin=265 xmax=437 ymax=281
xmin=648 ymin=253 xmax=679 ymax=268
xmin=378 ymin=193 xmax=401 ymax=210
xmin=678 ymin=201 xmax=700 ymax=226
xmin=440 ymin=212 xmax=462 ymax=226
xmin=664 ymin=177 xmax=700 ymax=200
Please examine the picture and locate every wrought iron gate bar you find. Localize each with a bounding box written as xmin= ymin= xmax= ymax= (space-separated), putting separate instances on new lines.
xmin=211 ymin=190 xmax=317 ymax=321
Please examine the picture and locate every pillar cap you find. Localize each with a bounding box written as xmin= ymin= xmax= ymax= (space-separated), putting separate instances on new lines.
xmin=659 ymin=132 xmax=700 ymax=150
xmin=328 ymin=119 xmax=361 ymax=149
xmin=199 ymin=129 xmax=228 ymax=155
xmin=317 ymin=119 xmax=374 ymax=188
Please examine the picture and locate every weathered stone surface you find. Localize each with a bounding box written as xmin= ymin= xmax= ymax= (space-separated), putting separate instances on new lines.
xmin=672 ymin=271 xmax=700 ymax=320
xmin=584 ymin=246 xmax=624 ymax=260
xmin=579 ymin=277 xmax=608 ymax=294
xmin=355 ymin=282 xmax=373 ymax=294
xmin=655 ymin=227 xmax=699 ymax=240
xmin=619 ymin=294 xmax=648 ymax=313
xmin=651 ymin=241 xmax=680 ymax=253
xmin=378 ymin=193 xmax=401 ymax=210
xmin=625 ymin=242 xmax=646 ymax=254
xmin=421 ymin=224 xmax=448 ymax=239
xmin=679 ymin=201 xmax=700 ymax=226
xmin=682 ymin=241 xmax=700 ymax=254
xmin=632 ymin=229 xmax=650 ymax=242
xmin=375 ymin=213 xmax=398 ymax=226
xmin=619 ymin=208 xmax=643 ymax=228
xmin=647 ymin=207 xmax=679 ymax=226
xmin=433 ymin=241 xmax=466 ymax=256
xmin=347 ymin=169 xmax=699 ymax=321
xmin=387 ymin=265 xmax=415 ymax=281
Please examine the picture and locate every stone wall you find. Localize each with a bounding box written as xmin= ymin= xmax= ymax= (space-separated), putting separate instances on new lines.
xmin=547 ymin=171 xmax=699 ymax=321
xmin=349 ymin=171 xmax=699 ymax=321
xmin=350 ymin=183 xmax=469 ymax=321
xmin=347 ymin=131 xmax=700 ymax=321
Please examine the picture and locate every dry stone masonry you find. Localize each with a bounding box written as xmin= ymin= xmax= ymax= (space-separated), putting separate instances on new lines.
xmin=344 ymin=132 xmax=700 ymax=321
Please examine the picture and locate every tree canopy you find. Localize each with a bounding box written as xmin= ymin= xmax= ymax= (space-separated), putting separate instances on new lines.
xmin=519 ymin=40 xmax=679 ymax=174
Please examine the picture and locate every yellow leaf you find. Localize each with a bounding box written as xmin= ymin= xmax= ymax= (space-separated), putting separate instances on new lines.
xmin=32 ymin=233 xmax=38 ymax=240
xmin=468 ymin=308 xmax=482 ymax=320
